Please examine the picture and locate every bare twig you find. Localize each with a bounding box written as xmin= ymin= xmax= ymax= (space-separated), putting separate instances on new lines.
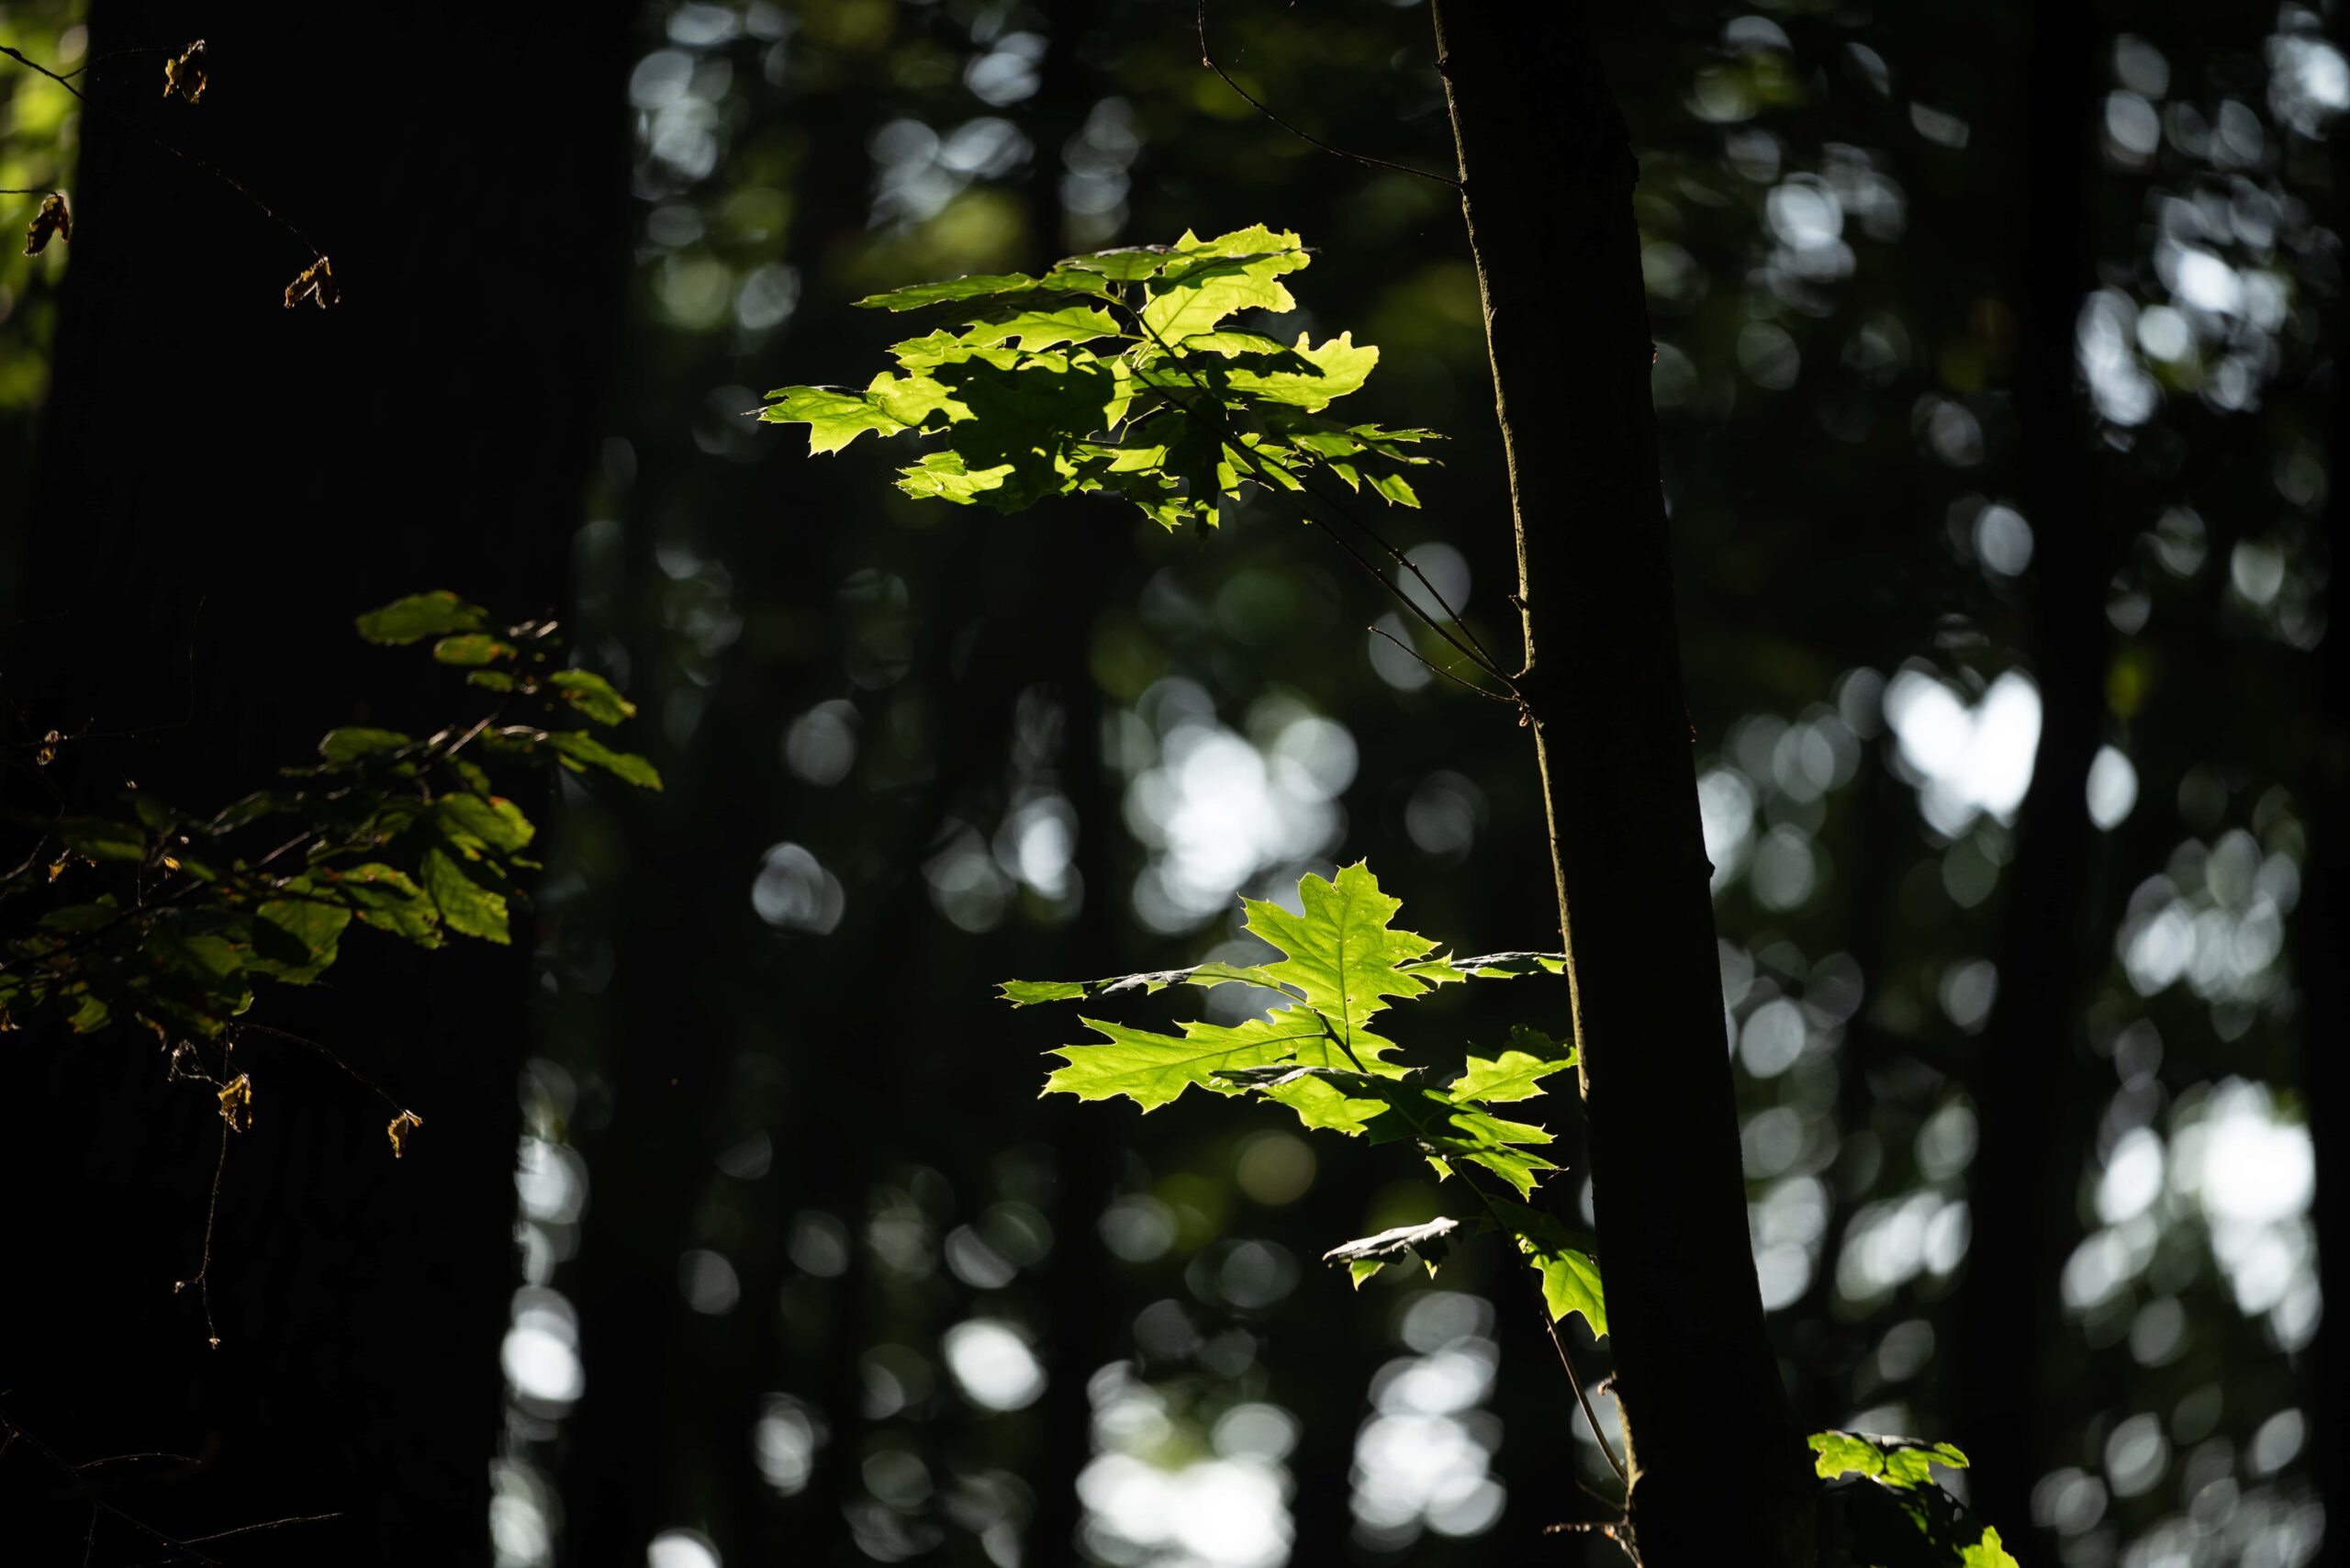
xmin=171 ymin=1120 xmax=232 ymax=1349
xmin=1195 ymin=1 xmax=1460 ymax=188
xmin=228 ymin=1022 xmax=409 ymax=1113
xmin=0 ymin=1403 xmax=220 ymax=1567
xmin=1367 ymin=623 xmax=1514 ymax=701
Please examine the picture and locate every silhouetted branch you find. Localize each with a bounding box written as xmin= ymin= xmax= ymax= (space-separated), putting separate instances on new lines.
xmin=1194 ymin=1 xmax=1460 ymax=187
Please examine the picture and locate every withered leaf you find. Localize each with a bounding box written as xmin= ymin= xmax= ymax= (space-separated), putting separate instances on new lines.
xmin=386 ymin=1108 xmax=422 ymax=1159
xmin=217 ymin=1071 xmax=252 ymax=1132
xmin=284 ymin=254 xmax=338 ymax=310
xmin=163 ymin=39 xmax=207 ymax=104
xmin=23 ymin=191 xmax=69 ymax=257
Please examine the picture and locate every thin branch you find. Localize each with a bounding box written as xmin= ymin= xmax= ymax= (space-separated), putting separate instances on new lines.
xmin=73 ymin=1450 xmax=203 ymax=1472
xmin=1294 ymin=464 xmax=1511 ymax=675
xmin=1113 ymin=297 xmax=1512 ymax=683
xmin=1367 ymin=623 xmax=1515 ymax=701
xmin=0 ymin=1404 xmax=220 ymax=1567
xmin=180 ymin=1512 xmax=344 ymax=1549
xmin=0 ymin=40 xmax=323 ymax=258
xmin=1541 ymin=1301 xmax=1630 ymax=1487
xmin=1195 ymin=1 xmax=1460 ymax=188
xmin=172 ymin=1120 xmax=232 ymax=1349
xmin=228 ymin=1022 xmax=410 ymax=1113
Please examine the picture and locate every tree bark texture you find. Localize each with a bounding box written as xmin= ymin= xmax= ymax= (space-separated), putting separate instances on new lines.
xmin=1428 ymin=6 xmax=1812 ymax=1562
xmin=0 ymin=6 xmax=632 ymax=1562
xmin=1956 ymin=1 xmax=2107 ymax=1555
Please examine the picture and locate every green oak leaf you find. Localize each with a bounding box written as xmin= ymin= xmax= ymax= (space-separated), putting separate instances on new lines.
xmin=1810 ymin=1432 xmax=1971 ymax=1491
xmin=853 ymin=268 xmax=1108 ymax=311
xmin=1450 ymin=1026 xmax=1578 ymax=1103
xmin=759 ymin=385 xmax=915 ymax=455
xmin=1241 ymin=861 xmax=1444 ymax=1051
xmin=1531 ymin=1246 xmax=1606 ymax=1337
xmin=1042 ymin=1013 xmax=1340 ymax=1112
xmin=1137 ymin=226 xmax=1310 ymax=342
xmin=963 ymin=304 xmax=1123 ymax=352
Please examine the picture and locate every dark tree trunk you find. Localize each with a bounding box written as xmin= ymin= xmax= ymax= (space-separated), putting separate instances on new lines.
xmin=1427 ymin=6 xmax=1811 ymax=1562
xmin=0 ymin=6 xmax=632 ymax=1563
xmin=1955 ymin=1 xmax=2106 ymax=1555
xmin=2300 ymin=347 xmax=2350 ymax=1568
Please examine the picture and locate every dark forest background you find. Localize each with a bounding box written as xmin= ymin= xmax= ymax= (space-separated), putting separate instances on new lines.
xmin=0 ymin=2 xmax=2342 ymax=1567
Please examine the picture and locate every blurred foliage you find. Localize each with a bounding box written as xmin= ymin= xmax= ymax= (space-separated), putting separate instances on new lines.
xmin=0 ymin=592 xmax=657 ymax=1043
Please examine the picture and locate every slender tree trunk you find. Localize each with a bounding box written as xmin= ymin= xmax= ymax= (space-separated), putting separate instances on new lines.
xmin=2300 ymin=343 xmax=2350 ymax=1568
xmin=1956 ymin=2 xmax=2105 ymax=1555
xmin=0 ymin=6 xmax=632 ymax=1562
xmin=1428 ymin=6 xmax=1810 ymax=1562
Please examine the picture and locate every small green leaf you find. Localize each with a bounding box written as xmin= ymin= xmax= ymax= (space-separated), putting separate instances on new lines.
xmin=1531 ymin=1248 xmax=1606 ymax=1338
xmin=436 ymin=792 xmax=535 ymax=855
xmin=546 ymin=731 xmax=664 ymax=790
xmin=854 ymin=268 xmax=1108 ymax=311
xmin=318 ymin=727 xmax=413 ymax=765
xmin=547 ymin=669 xmax=635 ymax=725
xmin=1810 ymin=1431 xmax=1970 ymax=1491
xmin=432 ymin=633 xmax=516 ymax=666
xmin=356 ymin=591 xmax=488 ymax=644
xmin=1000 ymin=980 xmax=1091 ymax=1005
xmin=421 ymin=847 xmax=509 ymax=944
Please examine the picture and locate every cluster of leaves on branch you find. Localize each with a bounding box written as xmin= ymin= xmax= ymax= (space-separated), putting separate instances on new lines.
xmin=760 ymin=225 xmax=1437 ymax=531
xmin=1811 ymin=1432 xmax=2018 ymax=1567
xmin=0 ymin=592 xmax=659 ymax=1050
xmin=1002 ymin=861 xmax=1606 ymax=1333
xmin=795 ymin=230 xmax=2018 ymax=1563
